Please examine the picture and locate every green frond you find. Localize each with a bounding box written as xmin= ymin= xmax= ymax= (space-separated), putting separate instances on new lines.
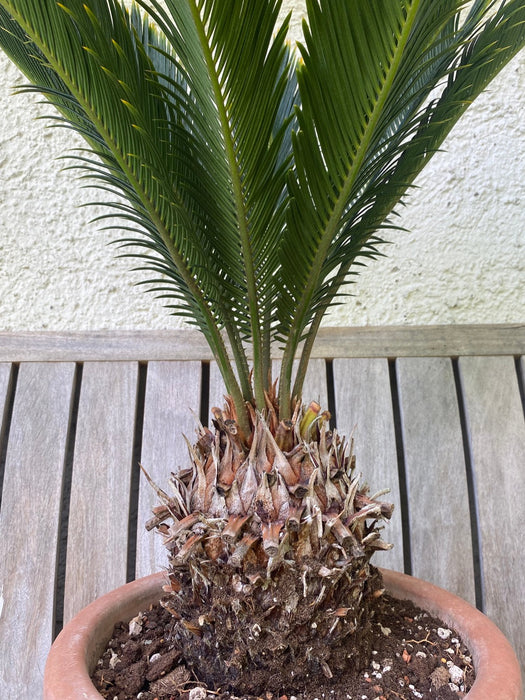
xmin=276 ymin=0 xmax=525 ymax=414
xmin=0 ymin=0 xmax=523 ymax=423
xmin=316 ymin=0 xmax=525 ymax=330
xmin=2 ymin=3 xmax=255 ymax=423
xmin=138 ymin=0 xmax=296 ymax=406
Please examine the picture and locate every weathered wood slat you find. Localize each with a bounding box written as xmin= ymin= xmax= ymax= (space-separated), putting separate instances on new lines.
xmin=64 ymin=362 xmax=139 ymax=622
xmin=0 ymin=363 xmax=75 ymax=698
xmin=458 ymin=356 xmax=525 ymax=665
xmin=314 ymin=324 xmax=525 ymax=359
xmin=0 ymin=324 xmax=522 ymax=361
xmin=0 ymin=362 xmax=12 ymax=448
xmin=332 ymin=358 xmax=404 ymax=571
xmin=208 ymin=362 xmax=228 ymax=414
xmin=136 ymin=361 xmax=202 ymax=579
xmin=396 ymin=358 xmax=476 ymax=603
xmin=0 ymin=330 xmax=523 ymax=700
xmin=295 ymin=358 xmax=329 ymax=408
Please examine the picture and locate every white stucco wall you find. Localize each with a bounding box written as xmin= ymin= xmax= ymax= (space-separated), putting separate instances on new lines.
xmin=0 ymin=3 xmax=523 ymax=332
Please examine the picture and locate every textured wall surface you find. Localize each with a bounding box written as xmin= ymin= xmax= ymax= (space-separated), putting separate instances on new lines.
xmin=0 ymin=3 xmax=523 ymax=331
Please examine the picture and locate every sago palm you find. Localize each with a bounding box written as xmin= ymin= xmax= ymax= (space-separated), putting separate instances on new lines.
xmin=1 ymin=0 xmax=524 ymax=694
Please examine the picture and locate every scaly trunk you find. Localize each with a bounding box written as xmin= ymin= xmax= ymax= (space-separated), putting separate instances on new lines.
xmin=147 ymin=397 xmax=394 ymax=694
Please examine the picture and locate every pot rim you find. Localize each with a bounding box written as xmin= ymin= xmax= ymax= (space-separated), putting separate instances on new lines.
xmin=43 ymin=569 xmax=523 ymax=700
xmin=381 ymin=568 xmax=522 ymax=700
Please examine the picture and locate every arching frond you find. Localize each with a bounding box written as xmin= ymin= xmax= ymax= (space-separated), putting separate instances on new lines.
xmin=0 ymin=0 xmax=297 ymax=421
xmin=276 ymin=0 xmax=525 ymax=413
xmin=0 ymin=0 xmax=523 ymax=422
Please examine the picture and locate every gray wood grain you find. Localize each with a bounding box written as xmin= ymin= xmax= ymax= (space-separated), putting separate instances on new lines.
xmin=0 ymin=363 xmax=12 ymax=446
xmin=208 ymin=361 xmax=228 ymax=417
xmin=332 ymin=358 xmax=404 ymax=571
xmin=0 ymin=324 xmax=522 ymax=361
xmin=313 ymin=324 xmax=525 ymax=359
xmin=291 ymin=358 xmax=329 ymax=408
xmin=64 ymin=362 xmax=138 ymax=622
xmin=136 ymin=361 xmax=202 ymax=578
xmin=396 ymin=358 xmax=475 ymax=603
xmin=0 ymin=362 xmax=75 ymax=698
xmin=458 ymin=355 xmax=525 ymax=664
xmin=1 ymin=333 xmax=524 ymax=699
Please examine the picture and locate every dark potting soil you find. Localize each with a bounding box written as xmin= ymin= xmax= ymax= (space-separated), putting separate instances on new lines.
xmin=91 ymin=593 xmax=474 ymax=700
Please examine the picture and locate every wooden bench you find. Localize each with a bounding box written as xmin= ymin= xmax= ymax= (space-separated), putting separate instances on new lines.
xmin=0 ymin=324 xmax=524 ymax=697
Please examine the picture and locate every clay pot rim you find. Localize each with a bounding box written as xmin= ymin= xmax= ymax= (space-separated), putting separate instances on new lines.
xmin=44 ymin=569 xmax=523 ymax=700
xmin=383 ymin=569 xmax=522 ymax=700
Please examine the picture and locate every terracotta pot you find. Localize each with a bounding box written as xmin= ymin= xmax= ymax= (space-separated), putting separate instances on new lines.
xmin=44 ymin=569 xmax=523 ymax=699
xmin=384 ymin=570 xmax=523 ymax=700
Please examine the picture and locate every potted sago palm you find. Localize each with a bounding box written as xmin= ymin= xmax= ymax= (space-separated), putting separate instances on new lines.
xmin=0 ymin=1 xmax=523 ymax=698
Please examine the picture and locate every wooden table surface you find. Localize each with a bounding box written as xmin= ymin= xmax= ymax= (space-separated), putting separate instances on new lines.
xmin=0 ymin=324 xmax=523 ymax=697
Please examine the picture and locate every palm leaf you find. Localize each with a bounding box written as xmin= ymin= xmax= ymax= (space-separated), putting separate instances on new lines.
xmin=0 ymin=0 xmax=523 ymax=423
xmin=134 ymin=0 xmax=297 ymax=406
xmin=276 ymin=0 xmax=525 ymax=412
xmin=0 ymin=0 xmax=297 ymax=411
xmin=0 ymin=2 xmax=241 ymax=370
